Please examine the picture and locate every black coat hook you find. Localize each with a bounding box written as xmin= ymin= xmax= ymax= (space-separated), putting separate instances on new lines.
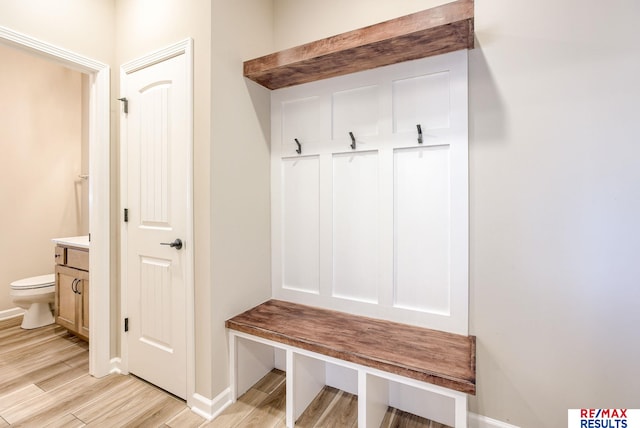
xmin=294 ymin=138 xmax=302 ymax=154
xmin=349 ymin=132 xmax=356 ymax=150
xmin=417 ymin=124 xmax=423 ymax=144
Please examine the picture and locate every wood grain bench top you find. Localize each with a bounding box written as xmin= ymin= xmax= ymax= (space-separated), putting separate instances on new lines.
xmin=226 ymin=300 xmax=476 ymax=395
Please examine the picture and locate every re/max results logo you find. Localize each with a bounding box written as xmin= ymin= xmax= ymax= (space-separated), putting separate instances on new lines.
xmin=568 ymin=409 xmax=640 ymax=428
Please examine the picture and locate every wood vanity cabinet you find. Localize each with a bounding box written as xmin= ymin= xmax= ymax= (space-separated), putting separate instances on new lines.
xmin=54 ymin=245 xmax=89 ymax=340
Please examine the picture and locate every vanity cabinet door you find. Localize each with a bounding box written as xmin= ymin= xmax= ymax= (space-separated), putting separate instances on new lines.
xmin=55 ymin=266 xmax=78 ymax=333
xmin=54 ymin=265 xmax=89 ymax=340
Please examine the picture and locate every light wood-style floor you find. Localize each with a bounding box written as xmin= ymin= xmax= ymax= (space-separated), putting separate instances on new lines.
xmin=0 ymin=316 xmax=447 ymax=427
xmin=0 ymin=316 xmax=203 ymax=427
xmin=213 ymin=369 xmax=448 ymax=428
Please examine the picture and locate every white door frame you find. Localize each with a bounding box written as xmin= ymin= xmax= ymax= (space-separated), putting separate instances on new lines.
xmin=0 ymin=26 xmax=111 ymax=377
xmin=119 ymin=39 xmax=195 ymax=407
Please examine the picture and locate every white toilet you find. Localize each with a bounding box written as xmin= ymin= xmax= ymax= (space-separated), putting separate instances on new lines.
xmin=10 ymin=274 xmax=56 ymax=329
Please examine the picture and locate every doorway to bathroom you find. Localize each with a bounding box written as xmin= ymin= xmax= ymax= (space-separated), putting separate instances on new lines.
xmin=0 ymin=26 xmax=111 ymax=377
xmin=0 ymin=44 xmax=86 ymax=320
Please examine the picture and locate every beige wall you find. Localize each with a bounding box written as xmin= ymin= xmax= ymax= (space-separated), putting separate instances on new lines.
xmin=0 ymin=44 xmax=84 ymax=311
xmin=209 ymin=0 xmax=273 ymax=396
xmin=0 ymin=0 xmax=114 ymax=65
xmin=469 ymin=1 xmax=640 ymax=425
xmin=274 ymin=0 xmax=447 ymax=50
xmin=273 ymin=0 xmax=640 ymax=427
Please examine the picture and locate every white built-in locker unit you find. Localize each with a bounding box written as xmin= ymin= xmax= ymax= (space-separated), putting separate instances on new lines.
xmin=270 ymin=49 xmax=469 ymax=335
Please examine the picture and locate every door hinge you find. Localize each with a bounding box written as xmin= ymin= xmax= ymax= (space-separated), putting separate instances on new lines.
xmin=124 ymin=208 xmax=129 ymax=222
xmin=124 ymin=317 xmax=129 ymax=332
xmin=118 ymin=97 xmax=129 ymax=114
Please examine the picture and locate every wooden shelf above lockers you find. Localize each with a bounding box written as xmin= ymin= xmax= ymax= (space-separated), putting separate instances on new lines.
xmin=243 ymin=0 xmax=474 ymax=90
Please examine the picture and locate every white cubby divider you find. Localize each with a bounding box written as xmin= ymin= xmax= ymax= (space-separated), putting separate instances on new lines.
xmin=288 ymin=351 xmax=325 ymax=424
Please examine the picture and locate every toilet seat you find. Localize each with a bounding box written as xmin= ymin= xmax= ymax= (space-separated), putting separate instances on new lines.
xmin=10 ymin=274 xmax=55 ymax=290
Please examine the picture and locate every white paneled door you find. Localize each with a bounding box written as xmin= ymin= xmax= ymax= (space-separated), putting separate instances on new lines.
xmin=122 ymin=50 xmax=190 ymax=399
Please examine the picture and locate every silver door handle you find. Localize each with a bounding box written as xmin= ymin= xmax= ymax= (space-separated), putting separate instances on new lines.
xmin=160 ymin=239 xmax=183 ymax=250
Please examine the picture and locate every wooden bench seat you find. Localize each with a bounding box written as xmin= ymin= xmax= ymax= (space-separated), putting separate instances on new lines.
xmin=226 ymin=299 xmax=476 ymax=395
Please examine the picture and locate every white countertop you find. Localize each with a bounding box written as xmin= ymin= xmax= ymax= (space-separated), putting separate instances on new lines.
xmin=52 ymin=235 xmax=90 ymax=249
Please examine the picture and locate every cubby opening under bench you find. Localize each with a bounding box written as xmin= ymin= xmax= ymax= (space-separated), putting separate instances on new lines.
xmin=226 ymin=300 xmax=476 ymax=427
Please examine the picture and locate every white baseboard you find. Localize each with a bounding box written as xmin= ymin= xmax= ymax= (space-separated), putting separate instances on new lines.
xmin=0 ymin=307 xmax=24 ymax=321
xmin=470 ymin=413 xmax=520 ymax=428
xmin=190 ymin=388 xmax=232 ymax=421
